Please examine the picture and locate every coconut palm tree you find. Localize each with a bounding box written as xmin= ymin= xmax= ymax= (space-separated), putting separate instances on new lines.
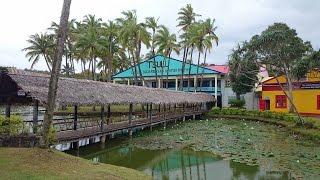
xmin=154 ymin=26 xmax=180 ymax=88
xmin=23 ymin=33 xmax=55 ymax=72
xmin=145 ymin=16 xmax=160 ymax=87
xmin=177 ymin=4 xmax=199 ymax=91
xmin=186 ymin=22 xmax=207 ymax=92
xmin=199 ymin=18 xmax=219 ymax=91
xmin=42 ymin=0 xmax=72 ymax=147
xmin=75 ymin=14 xmax=102 ymax=80
xmin=97 ymin=20 xmax=119 ymax=82
xmin=49 ymin=19 xmax=77 ymax=77
xmin=117 ymin=10 xmax=151 ymax=85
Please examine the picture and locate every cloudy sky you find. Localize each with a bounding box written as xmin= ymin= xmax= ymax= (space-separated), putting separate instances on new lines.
xmin=0 ymin=0 xmax=319 ymax=71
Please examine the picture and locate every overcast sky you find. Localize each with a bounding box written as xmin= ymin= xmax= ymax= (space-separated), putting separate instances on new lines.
xmin=0 ymin=0 xmax=319 ymax=71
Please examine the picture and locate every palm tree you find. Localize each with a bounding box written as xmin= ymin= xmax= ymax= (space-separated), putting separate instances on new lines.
xmin=199 ymin=18 xmax=219 ymax=91
xmin=98 ymin=20 xmax=119 ymax=82
xmin=42 ymin=0 xmax=72 ymax=147
xmin=49 ymin=19 xmax=77 ymax=77
xmin=187 ymin=22 xmax=206 ymax=92
xmin=75 ymin=14 xmax=102 ymax=80
xmin=155 ymin=26 xmax=180 ymax=88
xmin=117 ymin=10 xmax=151 ymax=85
xmin=177 ymin=4 xmax=199 ymax=91
xmin=145 ymin=17 xmax=160 ymax=87
xmin=23 ymin=33 xmax=55 ymax=72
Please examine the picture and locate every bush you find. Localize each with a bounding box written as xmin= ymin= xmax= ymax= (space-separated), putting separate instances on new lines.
xmin=229 ymin=99 xmax=245 ymax=108
xmin=0 ymin=115 xmax=23 ymax=136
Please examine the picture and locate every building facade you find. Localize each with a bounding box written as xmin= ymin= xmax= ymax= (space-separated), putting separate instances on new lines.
xmin=112 ymin=55 xmax=224 ymax=106
xmin=260 ymin=71 xmax=320 ymax=115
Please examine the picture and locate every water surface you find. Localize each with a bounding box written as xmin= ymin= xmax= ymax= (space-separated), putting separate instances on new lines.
xmin=67 ymin=139 xmax=290 ymax=180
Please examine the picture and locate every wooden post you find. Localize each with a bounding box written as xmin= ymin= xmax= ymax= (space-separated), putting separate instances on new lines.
xmin=182 ymin=103 xmax=185 ymax=122
xmin=163 ymin=104 xmax=166 ymax=129
xmin=100 ymin=105 xmax=105 ymax=132
xmin=128 ymin=103 xmax=133 ymax=136
xmin=100 ymin=135 xmax=106 ymax=145
xmin=158 ymin=104 xmax=161 ymax=118
xmin=72 ymin=141 xmax=79 ymax=150
xmin=5 ymin=99 xmax=11 ymax=118
xmin=73 ymin=105 xmax=78 ymax=130
xmin=32 ymin=100 xmax=39 ymax=133
xmin=107 ymin=105 xmax=111 ymax=125
xmin=149 ymin=103 xmax=153 ymax=131
xmin=146 ymin=104 xmax=149 ymax=118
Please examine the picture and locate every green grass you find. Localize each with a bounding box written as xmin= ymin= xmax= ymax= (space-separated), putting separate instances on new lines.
xmin=0 ymin=147 xmax=150 ymax=180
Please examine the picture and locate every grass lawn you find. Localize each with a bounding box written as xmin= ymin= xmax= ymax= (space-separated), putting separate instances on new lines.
xmin=0 ymin=147 xmax=150 ymax=180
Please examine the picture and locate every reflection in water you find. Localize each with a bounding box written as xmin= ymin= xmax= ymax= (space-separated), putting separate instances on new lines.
xmin=67 ymin=139 xmax=289 ymax=180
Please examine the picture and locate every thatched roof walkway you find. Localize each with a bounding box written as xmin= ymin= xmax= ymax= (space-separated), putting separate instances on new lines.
xmin=0 ymin=70 xmax=214 ymax=147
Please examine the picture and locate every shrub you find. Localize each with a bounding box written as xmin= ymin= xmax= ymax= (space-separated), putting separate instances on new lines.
xmin=0 ymin=115 xmax=23 ymax=136
xmin=211 ymin=107 xmax=221 ymax=115
xmin=229 ymin=99 xmax=245 ymax=108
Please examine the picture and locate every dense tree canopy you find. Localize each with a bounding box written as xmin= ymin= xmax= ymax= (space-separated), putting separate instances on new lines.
xmin=23 ymin=4 xmax=218 ymax=89
xmin=250 ymin=23 xmax=313 ymax=113
xmin=228 ymin=42 xmax=259 ymax=99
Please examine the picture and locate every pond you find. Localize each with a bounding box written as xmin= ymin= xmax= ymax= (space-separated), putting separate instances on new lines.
xmin=67 ymin=139 xmax=290 ymax=180
xmin=66 ymin=118 xmax=320 ymax=179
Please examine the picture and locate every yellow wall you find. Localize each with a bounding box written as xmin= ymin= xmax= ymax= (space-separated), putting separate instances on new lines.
xmin=262 ymin=89 xmax=320 ymax=114
xmin=307 ymin=70 xmax=320 ymax=81
xmin=264 ymin=76 xmax=287 ymax=84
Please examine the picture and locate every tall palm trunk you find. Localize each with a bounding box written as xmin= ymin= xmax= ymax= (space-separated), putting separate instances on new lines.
xmin=195 ymin=51 xmax=201 ymax=92
xmin=199 ymin=48 xmax=208 ymax=92
xmin=131 ymin=50 xmax=139 ymax=85
xmin=187 ymin=46 xmax=194 ymax=91
xmin=165 ymin=52 xmax=172 ymax=88
xmin=180 ymin=47 xmax=189 ymax=91
xmin=43 ymin=55 xmax=52 ymax=72
xmin=42 ymin=0 xmax=71 ymax=148
xmin=135 ymin=40 xmax=145 ymax=86
xmin=151 ymin=30 xmax=158 ymax=88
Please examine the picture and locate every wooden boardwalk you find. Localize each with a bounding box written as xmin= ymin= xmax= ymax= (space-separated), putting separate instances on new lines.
xmin=56 ymin=110 xmax=207 ymax=144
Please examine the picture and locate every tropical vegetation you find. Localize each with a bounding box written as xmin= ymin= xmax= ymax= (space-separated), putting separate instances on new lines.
xmin=23 ymin=4 xmax=219 ymax=89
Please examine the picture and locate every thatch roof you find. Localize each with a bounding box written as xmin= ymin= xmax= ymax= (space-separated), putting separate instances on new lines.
xmin=2 ymin=71 xmax=215 ymax=106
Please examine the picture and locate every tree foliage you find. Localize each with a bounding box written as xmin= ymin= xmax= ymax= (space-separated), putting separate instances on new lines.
xmin=228 ymin=42 xmax=259 ymax=99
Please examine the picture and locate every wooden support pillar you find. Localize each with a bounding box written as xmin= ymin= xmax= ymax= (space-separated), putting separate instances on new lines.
xmin=107 ymin=105 xmax=111 ymax=125
xmin=146 ymin=104 xmax=149 ymax=118
xmin=32 ymin=100 xmax=39 ymax=134
xmin=182 ymin=103 xmax=185 ymax=122
xmin=193 ymin=114 xmax=196 ymax=120
xmin=89 ymin=138 xmax=95 ymax=144
xmin=73 ymin=105 xmax=78 ymax=130
xmin=72 ymin=141 xmax=79 ymax=150
xmin=163 ymin=104 xmax=166 ymax=129
xmin=158 ymin=104 xmax=161 ymax=118
xmin=5 ymin=99 xmax=11 ymax=118
xmin=100 ymin=135 xmax=106 ymax=145
xmin=100 ymin=105 xmax=105 ymax=132
xmin=128 ymin=103 xmax=133 ymax=136
xmin=149 ymin=103 xmax=153 ymax=131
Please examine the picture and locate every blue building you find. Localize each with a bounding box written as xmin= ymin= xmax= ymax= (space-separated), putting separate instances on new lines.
xmin=112 ymin=55 xmax=224 ymax=107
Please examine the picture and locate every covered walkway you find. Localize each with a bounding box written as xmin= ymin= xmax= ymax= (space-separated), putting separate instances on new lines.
xmin=0 ymin=69 xmax=215 ymax=147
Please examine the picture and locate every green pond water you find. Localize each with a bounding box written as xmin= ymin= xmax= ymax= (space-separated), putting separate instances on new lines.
xmin=67 ymin=139 xmax=290 ymax=180
xmin=67 ymin=118 xmax=320 ymax=179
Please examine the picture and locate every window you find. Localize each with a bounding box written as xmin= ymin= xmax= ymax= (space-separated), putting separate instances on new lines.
xmin=275 ymin=95 xmax=287 ymax=108
xmin=183 ymin=81 xmax=188 ymax=87
xmin=202 ymin=80 xmax=210 ymax=87
xmin=151 ymin=82 xmax=157 ymax=88
xmin=168 ymin=82 xmax=175 ymax=88
xmin=317 ymin=95 xmax=320 ymax=110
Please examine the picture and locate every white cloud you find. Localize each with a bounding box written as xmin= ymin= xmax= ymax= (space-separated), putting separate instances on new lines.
xmin=0 ymin=0 xmax=319 ymax=70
